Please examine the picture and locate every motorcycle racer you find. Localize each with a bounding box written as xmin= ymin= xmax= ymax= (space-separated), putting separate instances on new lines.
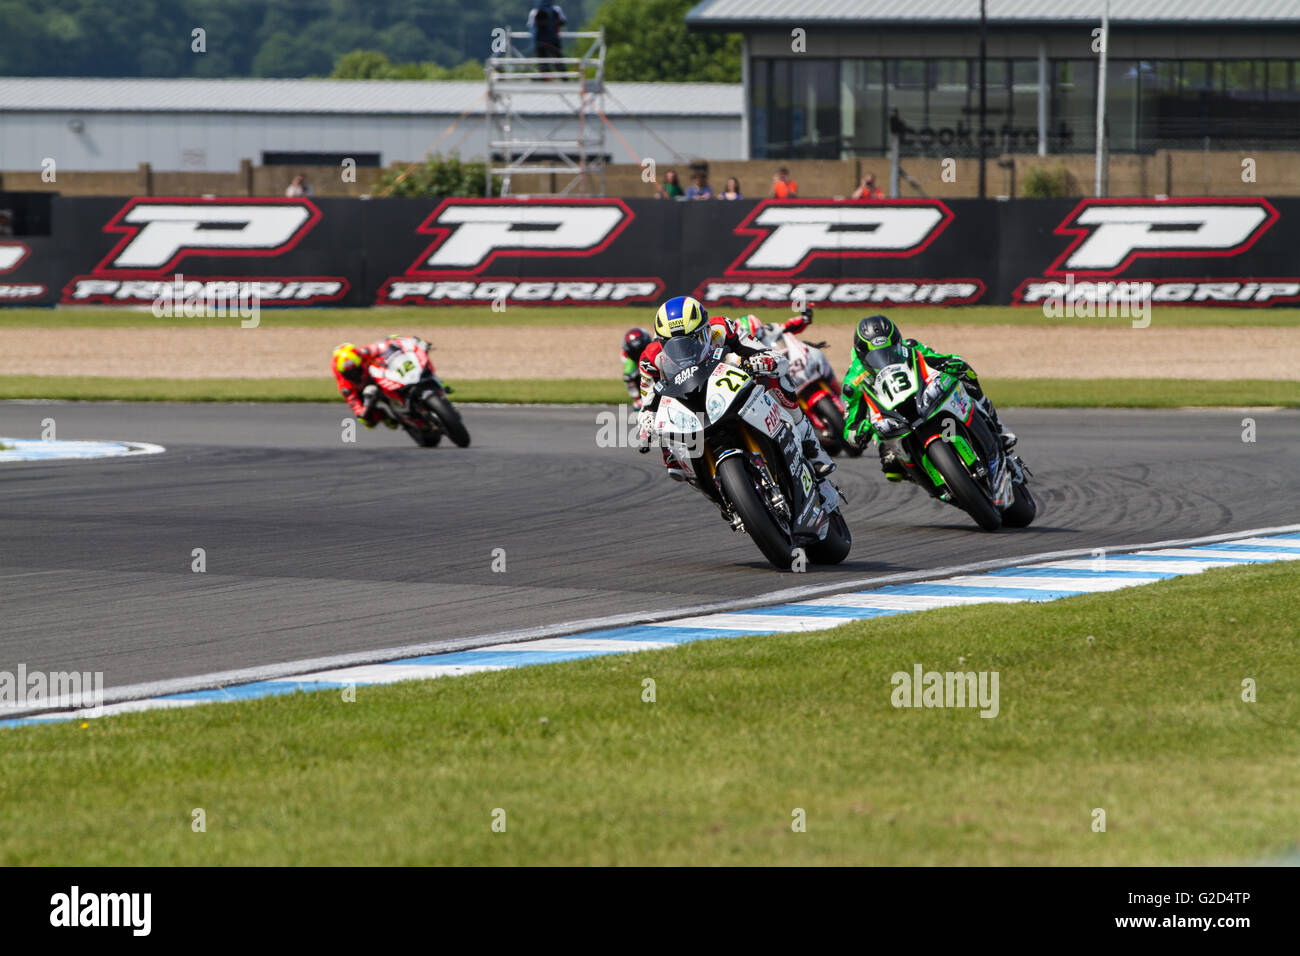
xmin=332 ymin=335 xmax=434 ymax=429
xmin=842 ymin=315 xmax=1015 ymax=481
xmin=735 ymin=307 xmax=815 ymax=347
xmin=621 ymin=327 xmax=652 ymax=407
xmin=635 ymin=295 xmax=836 ymax=481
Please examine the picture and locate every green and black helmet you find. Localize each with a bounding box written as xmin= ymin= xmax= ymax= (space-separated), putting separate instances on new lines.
xmin=854 ymin=314 xmax=903 ymax=362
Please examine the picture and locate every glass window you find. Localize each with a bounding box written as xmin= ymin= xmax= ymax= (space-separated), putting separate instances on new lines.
xmin=1009 ymin=59 xmax=1040 ymax=153
xmin=1135 ymin=61 xmax=1160 ymax=151
xmin=889 ymin=58 xmax=928 ymax=137
xmin=841 ymin=60 xmax=885 ymax=155
xmin=750 ymin=58 xmax=769 ymax=159
xmin=770 ymin=60 xmax=792 ymax=155
xmin=1051 ymin=59 xmax=1096 ymax=153
xmin=928 ymin=59 xmax=971 ymax=151
xmin=1106 ymin=60 xmax=1139 ymax=152
xmin=1182 ymin=61 xmax=1208 ymax=91
xmin=790 ymin=60 xmax=839 ymax=158
xmin=1266 ymin=60 xmax=1289 ymax=97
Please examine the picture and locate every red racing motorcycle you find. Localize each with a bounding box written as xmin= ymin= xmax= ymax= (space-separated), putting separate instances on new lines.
xmin=361 ymin=339 xmax=471 ymax=448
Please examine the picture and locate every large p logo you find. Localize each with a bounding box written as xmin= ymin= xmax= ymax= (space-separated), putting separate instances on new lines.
xmin=417 ymin=202 xmax=630 ymax=273
xmin=99 ymin=200 xmax=318 ymax=274
xmin=728 ymin=202 xmax=952 ymax=275
xmin=1051 ymin=201 xmax=1277 ymax=275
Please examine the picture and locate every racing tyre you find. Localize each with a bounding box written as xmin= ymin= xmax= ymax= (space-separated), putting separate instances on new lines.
xmin=927 ymin=437 xmax=1001 ymax=532
xmin=805 ymin=509 xmax=852 ymax=564
xmin=716 ymin=454 xmax=795 ymax=570
xmin=1001 ymin=481 xmax=1037 ymax=528
xmin=423 ymin=393 xmax=470 ymax=448
xmin=812 ymin=397 xmax=851 ymax=456
xmin=405 ymin=424 xmax=441 ymax=448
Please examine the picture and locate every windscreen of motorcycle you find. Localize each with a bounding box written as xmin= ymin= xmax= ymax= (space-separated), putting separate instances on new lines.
xmin=658 ymin=336 xmax=712 ymax=396
xmin=865 ymin=349 xmax=921 ymax=410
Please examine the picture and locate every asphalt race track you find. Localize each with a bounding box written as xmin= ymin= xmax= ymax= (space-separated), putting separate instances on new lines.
xmin=2 ymin=401 xmax=1297 ymax=691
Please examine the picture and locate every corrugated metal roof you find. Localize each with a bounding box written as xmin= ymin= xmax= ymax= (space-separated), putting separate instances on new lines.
xmin=0 ymin=78 xmax=742 ymax=117
xmin=686 ymin=0 xmax=1300 ymax=25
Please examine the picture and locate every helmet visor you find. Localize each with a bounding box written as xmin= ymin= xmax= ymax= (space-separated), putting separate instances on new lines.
xmin=862 ymin=343 xmax=909 ymax=372
xmin=659 ymin=335 xmax=711 ymax=379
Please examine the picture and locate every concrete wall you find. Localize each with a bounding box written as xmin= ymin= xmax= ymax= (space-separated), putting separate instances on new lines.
xmin=4 ymin=150 xmax=1298 ymax=198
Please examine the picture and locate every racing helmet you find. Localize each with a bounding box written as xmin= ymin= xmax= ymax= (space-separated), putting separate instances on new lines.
xmin=853 ymin=315 xmax=903 ymax=362
xmin=653 ymin=295 xmax=709 ymax=343
xmin=739 ymin=314 xmax=765 ymax=339
xmin=622 ymin=327 xmax=652 ymax=363
xmin=333 ymin=343 xmax=365 ymax=382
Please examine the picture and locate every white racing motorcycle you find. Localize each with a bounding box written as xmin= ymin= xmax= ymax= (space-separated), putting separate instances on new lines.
xmin=769 ymin=332 xmax=860 ymax=457
xmin=650 ymin=336 xmax=852 ymax=570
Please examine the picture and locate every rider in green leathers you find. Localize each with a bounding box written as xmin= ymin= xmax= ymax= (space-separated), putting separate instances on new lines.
xmin=841 ymin=315 xmax=1016 ymax=482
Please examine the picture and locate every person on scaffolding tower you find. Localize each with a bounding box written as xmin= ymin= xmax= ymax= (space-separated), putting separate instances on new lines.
xmin=529 ymin=1 xmax=567 ymax=74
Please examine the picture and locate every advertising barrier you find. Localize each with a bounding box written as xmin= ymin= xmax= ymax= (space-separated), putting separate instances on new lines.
xmin=2 ymin=195 xmax=1298 ymax=308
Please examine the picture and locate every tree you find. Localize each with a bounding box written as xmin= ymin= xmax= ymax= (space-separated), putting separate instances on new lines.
xmin=331 ymin=50 xmax=483 ymax=80
xmin=582 ymin=0 xmax=741 ymax=83
xmin=372 ymin=153 xmax=502 ymax=198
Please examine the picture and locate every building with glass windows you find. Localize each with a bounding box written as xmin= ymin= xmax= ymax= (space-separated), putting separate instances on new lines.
xmin=685 ymin=1 xmax=1300 ymax=160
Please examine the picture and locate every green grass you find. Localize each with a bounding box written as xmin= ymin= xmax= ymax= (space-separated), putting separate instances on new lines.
xmin=3 ymin=305 xmax=1298 ymax=328
xmin=2 ymin=561 xmax=1296 ymax=865
xmin=1 ymin=375 xmax=1297 ymax=407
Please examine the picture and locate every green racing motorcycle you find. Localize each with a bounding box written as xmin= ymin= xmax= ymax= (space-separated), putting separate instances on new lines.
xmin=850 ymin=343 xmax=1036 ymax=531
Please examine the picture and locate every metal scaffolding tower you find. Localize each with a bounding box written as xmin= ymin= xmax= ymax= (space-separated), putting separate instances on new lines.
xmin=486 ymin=29 xmax=607 ymax=196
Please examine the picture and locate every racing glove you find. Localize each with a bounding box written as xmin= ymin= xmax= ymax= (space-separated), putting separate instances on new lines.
xmin=785 ymin=307 xmax=813 ymax=335
xmin=636 ymin=409 xmax=654 ymax=453
xmin=745 ymin=354 xmax=780 ymax=377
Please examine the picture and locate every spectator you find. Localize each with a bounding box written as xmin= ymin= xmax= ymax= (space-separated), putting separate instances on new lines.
xmin=660 ymin=169 xmax=684 ymax=198
xmin=770 ymin=166 xmax=798 ymax=198
xmin=684 ymin=172 xmax=713 ymax=200
xmin=716 ymin=177 xmax=742 ymax=200
xmin=851 ymin=173 xmax=884 ymax=199
xmin=285 ymin=174 xmax=311 ymax=197
xmin=529 ymin=0 xmax=566 ymax=73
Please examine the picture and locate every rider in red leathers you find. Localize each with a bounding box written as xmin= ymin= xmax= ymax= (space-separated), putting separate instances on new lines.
xmin=332 ymin=335 xmax=433 ymax=428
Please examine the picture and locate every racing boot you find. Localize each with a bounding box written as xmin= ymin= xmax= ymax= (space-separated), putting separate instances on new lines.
xmin=963 ymin=378 xmax=1016 ymax=451
xmin=794 ymin=414 xmax=836 ymax=479
xmin=878 ymin=444 xmax=908 ymax=482
xmin=662 ymin=448 xmax=690 ymax=483
xmin=980 ymin=398 xmax=1016 ymax=450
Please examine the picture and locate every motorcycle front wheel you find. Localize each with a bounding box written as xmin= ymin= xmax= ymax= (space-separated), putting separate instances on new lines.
xmin=422 ymin=392 xmax=470 ymax=448
xmin=927 ymin=437 xmax=1001 ymax=531
xmin=716 ymin=454 xmax=795 ymax=570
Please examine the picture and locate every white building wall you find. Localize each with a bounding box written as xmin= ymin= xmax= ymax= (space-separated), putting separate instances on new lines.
xmin=0 ymin=111 xmax=743 ymax=172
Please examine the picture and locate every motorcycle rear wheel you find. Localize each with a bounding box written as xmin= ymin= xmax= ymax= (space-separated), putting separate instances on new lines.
xmin=716 ymin=454 xmax=795 ymax=570
xmin=1001 ymin=481 xmax=1037 ymax=528
xmin=805 ymin=509 xmax=852 ymax=564
xmin=812 ymin=396 xmax=849 ymax=456
xmin=404 ymin=423 xmax=441 ymax=448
